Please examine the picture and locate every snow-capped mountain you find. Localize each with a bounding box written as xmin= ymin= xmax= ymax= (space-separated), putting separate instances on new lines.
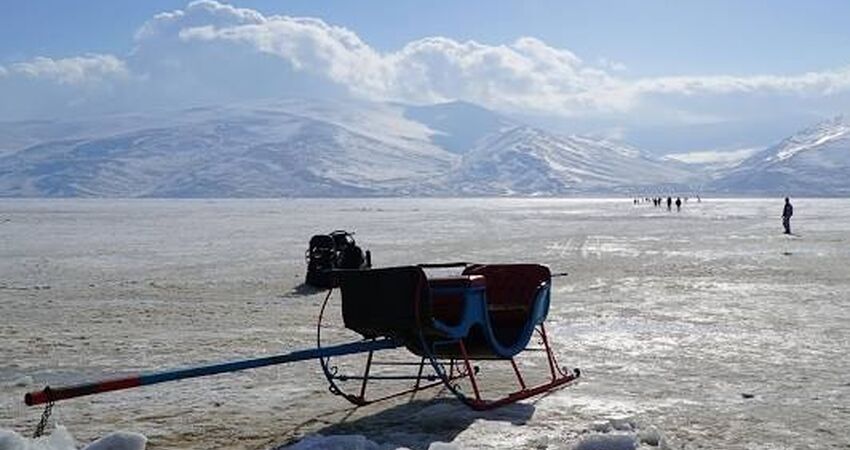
xmin=0 ymin=98 xmax=701 ymax=197
xmin=712 ymin=116 xmax=850 ymax=195
xmin=450 ymin=126 xmax=694 ymax=195
xmin=0 ymin=100 xmax=458 ymax=197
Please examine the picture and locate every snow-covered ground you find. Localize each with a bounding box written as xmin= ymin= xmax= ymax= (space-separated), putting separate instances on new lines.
xmin=1 ymin=198 xmax=848 ymax=449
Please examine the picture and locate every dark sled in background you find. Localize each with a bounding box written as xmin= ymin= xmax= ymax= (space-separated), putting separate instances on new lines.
xmin=305 ymin=230 xmax=371 ymax=288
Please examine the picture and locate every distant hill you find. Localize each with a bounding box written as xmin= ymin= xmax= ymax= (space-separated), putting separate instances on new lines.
xmin=449 ymin=126 xmax=693 ymax=195
xmin=711 ymin=116 xmax=850 ymax=196
xmin=0 ymin=100 xmax=456 ymax=197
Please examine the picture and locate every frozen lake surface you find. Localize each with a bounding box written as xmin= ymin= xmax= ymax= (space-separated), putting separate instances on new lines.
xmin=1 ymin=198 xmax=849 ymax=449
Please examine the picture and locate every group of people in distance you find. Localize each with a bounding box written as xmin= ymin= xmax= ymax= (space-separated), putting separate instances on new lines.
xmin=634 ymin=195 xmax=694 ymax=212
xmin=632 ymin=195 xmax=796 ymax=235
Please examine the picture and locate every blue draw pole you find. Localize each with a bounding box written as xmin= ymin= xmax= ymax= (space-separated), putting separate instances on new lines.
xmin=25 ymin=338 xmax=401 ymax=406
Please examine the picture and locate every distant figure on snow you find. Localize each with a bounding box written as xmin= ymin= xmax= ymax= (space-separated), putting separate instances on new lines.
xmin=675 ymin=197 xmax=682 ymax=212
xmin=666 ymin=197 xmax=672 ymax=211
xmin=782 ymin=197 xmax=794 ymax=234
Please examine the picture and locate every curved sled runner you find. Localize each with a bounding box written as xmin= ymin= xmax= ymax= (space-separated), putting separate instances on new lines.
xmin=322 ymin=263 xmax=579 ymax=410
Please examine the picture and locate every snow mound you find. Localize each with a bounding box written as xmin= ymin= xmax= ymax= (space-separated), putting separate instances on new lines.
xmin=0 ymin=426 xmax=77 ymax=450
xmin=576 ymin=417 xmax=667 ymax=449
xmin=82 ymin=432 xmax=146 ymax=450
xmin=0 ymin=426 xmax=146 ymax=450
xmin=574 ymin=434 xmax=637 ymax=450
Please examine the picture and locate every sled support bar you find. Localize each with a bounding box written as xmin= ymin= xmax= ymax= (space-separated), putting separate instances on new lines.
xmin=25 ymin=338 xmax=401 ymax=406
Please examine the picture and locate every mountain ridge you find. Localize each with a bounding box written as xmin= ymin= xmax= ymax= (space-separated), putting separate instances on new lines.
xmin=0 ymin=99 xmax=847 ymax=197
xmin=711 ymin=115 xmax=850 ymax=196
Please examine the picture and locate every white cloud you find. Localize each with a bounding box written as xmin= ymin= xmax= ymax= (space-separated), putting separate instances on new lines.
xmin=597 ymin=58 xmax=627 ymax=72
xmin=134 ymin=0 xmax=263 ymax=42
xmin=1 ymin=0 xmax=849 ymax=124
xmin=633 ymin=68 xmax=850 ymax=97
xmin=151 ymin=4 xmax=628 ymax=115
xmin=140 ymin=1 xmax=850 ymax=118
xmin=176 ymin=15 xmax=390 ymax=98
xmin=9 ymin=54 xmax=128 ymax=85
xmin=665 ymin=147 xmax=761 ymax=165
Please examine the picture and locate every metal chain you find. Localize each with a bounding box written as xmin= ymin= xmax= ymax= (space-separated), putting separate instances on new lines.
xmin=32 ymin=387 xmax=54 ymax=438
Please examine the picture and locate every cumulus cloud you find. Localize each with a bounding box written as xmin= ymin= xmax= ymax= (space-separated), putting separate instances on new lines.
xmin=665 ymin=147 xmax=761 ymax=165
xmin=597 ymin=58 xmax=628 ymax=72
xmin=175 ymin=11 xmax=391 ymax=99
xmin=134 ymin=0 xmax=264 ymax=41
xmin=1 ymin=0 xmax=848 ymax=123
xmin=633 ymin=68 xmax=850 ymax=97
xmin=8 ymin=54 xmax=129 ymax=85
xmin=131 ymin=0 xmax=850 ymax=117
xmin=151 ymin=3 xmax=627 ymax=114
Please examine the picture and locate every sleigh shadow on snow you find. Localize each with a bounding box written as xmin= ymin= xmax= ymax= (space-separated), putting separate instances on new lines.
xmin=278 ymin=398 xmax=536 ymax=450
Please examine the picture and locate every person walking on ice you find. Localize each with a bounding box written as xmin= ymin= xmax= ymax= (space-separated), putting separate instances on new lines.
xmin=782 ymin=197 xmax=794 ymax=234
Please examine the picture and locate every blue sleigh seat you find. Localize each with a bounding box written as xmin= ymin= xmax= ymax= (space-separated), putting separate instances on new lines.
xmin=339 ymin=264 xmax=552 ymax=359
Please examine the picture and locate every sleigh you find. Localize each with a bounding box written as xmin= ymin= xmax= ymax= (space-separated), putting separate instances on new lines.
xmin=25 ymin=263 xmax=579 ymax=415
xmin=321 ymin=263 xmax=580 ymax=409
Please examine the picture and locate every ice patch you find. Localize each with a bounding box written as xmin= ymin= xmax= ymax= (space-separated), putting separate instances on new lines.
xmin=637 ymin=428 xmax=663 ymax=447
xmin=426 ymin=443 xmax=459 ymax=450
xmin=608 ymin=417 xmax=636 ymax=432
xmin=82 ymin=432 xmax=146 ymax=450
xmin=276 ymin=434 xmax=388 ymax=450
xmin=0 ymin=426 xmax=77 ymax=450
xmin=277 ymin=431 xmax=466 ymax=450
xmin=574 ymin=434 xmax=637 ymax=450
xmin=0 ymin=426 xmax=146 ymax=450
xmin=1 ymin=375 xmax=33 ymax=387
xmin=573 ymin=418 xmax=667 ymax=450
xmin=410 ymin=403 xmax=473 ymax=428
xmin=539 ymin=393 xmax=641 ymax=418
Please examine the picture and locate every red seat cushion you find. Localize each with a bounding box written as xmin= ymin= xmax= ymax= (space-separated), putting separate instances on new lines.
xmin=462 ymin=264 xmax=550 ymax=328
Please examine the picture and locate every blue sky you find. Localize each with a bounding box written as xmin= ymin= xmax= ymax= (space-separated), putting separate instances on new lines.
xmin=4 ymin=1 xmax=849 ymax=74
xmin=1 ymin=1 xmax=849 ymax=153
